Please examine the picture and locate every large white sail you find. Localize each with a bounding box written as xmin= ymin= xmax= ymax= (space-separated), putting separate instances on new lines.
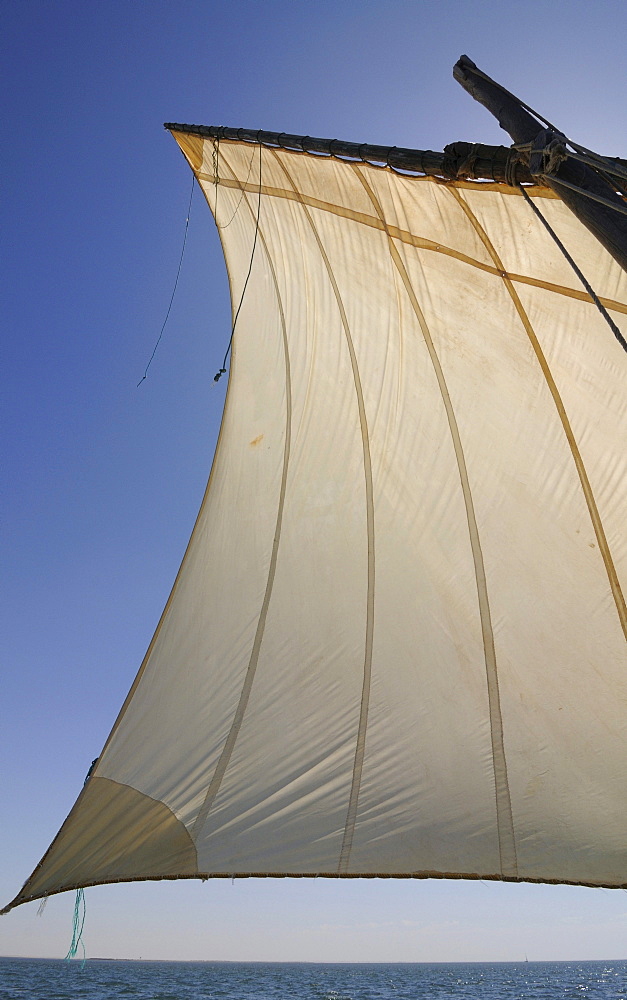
xmin=4 ymin=128 xmax=626 ymax=913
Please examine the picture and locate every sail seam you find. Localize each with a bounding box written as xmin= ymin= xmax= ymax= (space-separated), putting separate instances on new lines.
xmin=355 ymin=166 xmax=518 ymax=879
xmin=190 ymin=149 xmax=294 ymax=842
xmin=268 ymin=150 xmax=376 ymax=875
xmin=196 ymin=172 xmax=627 ymax=316
xmin=448 ymin=187 xmax=627 ymax=641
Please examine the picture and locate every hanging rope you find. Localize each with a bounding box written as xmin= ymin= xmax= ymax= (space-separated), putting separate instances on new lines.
xmin=65 ymin=888 xmax=86 ymax=967
xmin=520 ymin=185 xmax=627 ymax=354
xmin=214 ymin=142 xmax=263 ymax=382
xmin=219 ymin=146 xmax=257 ymax=229
xmin=212 ymin=138 xmax=220 ymax=220
xmin=137 ymin=176 xmax=195 ymax=386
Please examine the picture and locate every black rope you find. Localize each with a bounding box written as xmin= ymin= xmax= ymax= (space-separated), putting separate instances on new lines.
xmin=212 ymin=138 xmax=220 ymax=221
xmin=564 ymin=149 xmax=627 ymax=186
xmin=520 ymin=185 xmax=627 ymax=354
xmin=214 ymin=142 xmax=263 ymax=382
xmin=137 ymin=176 xmax=195 ymax=386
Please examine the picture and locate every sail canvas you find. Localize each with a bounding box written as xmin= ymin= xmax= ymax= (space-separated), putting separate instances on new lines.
xmin=4 ymin=127 xmax=626 ymax=914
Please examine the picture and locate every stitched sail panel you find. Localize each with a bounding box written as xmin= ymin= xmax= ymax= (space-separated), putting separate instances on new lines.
xmin=4 ymin=132 xmax=627 ymax=913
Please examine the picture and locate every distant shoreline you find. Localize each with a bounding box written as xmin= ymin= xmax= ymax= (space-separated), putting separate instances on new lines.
xmin=1 ymin=956 xmax=626 ymax=965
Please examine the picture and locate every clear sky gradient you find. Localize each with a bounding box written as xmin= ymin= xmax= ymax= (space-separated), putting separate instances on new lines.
xmin=2 ymin=0 xmax=627 ymax=962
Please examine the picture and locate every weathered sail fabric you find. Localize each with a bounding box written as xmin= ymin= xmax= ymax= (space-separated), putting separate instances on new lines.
xmin=5 ymin=132 xmax=627 ymax=913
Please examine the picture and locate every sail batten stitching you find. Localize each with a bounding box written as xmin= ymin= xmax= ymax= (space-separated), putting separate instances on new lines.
xmin=268 ymin=150 xmax=376 ymax=875
xmin=191 ymin=151 xmax=294 ymax=842
xmin=449 ymin=187 xmax=627 ymax=642
xmin=196 ymin=173 xmax=627 ymax=315
xmin=355 ymin=167 xmax=518 ymax=879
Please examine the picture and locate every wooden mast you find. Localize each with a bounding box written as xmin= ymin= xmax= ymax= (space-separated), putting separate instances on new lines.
xmin=453 ymin=55 xmax=627 ymax=275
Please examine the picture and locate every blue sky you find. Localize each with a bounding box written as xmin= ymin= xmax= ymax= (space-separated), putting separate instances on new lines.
xmin=2 ymin=0 xmax=627 ymax=962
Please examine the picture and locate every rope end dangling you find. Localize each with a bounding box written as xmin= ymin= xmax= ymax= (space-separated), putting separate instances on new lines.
xmin=137 ymin=176 xmax=195 ymax=386
xmin=65 ymin=887 xmax=87 ymax=968
xmin=213 ymin=142 xmax=263 ymax=388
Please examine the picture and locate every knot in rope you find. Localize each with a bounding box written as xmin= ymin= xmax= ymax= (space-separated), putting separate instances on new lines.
xmin=528 ymin=129 xmax=568 ymax=178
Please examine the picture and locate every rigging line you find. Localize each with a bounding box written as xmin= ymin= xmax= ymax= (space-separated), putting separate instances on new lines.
xmin=137 ymin=176 xmax=195 ymax=386
xmin=564 ymin=149 xmax=627 ymax=185
xmin=545 ymin=174 xmax=627 ymax=219
xmin=214 ymin=141 xmax=263 ymax=382
xmin=466 ymin=62 xmax=562 ymax=135
xmin=588 ymin=169 xmax=627 ymax=203
xmin=451 ymin=185 xmax=627 ymax=648
xmin=212 ymin=137 xmax=220 ymax=221
xmin=466 ymin=62 xmax=623 ymax=171
xmin=219 ymin=146 xmax=257 ymax=229
xmin=604 ymin=178 xmax=627 ymax=201
xmin=560 ymin=138 xmax=627 ymax=170
xmin=519 ymin=185 xmax=627 ymax=354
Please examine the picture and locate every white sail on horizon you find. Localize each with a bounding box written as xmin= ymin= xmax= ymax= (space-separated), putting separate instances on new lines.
xmin=4 ymin=128 xmax=626 ymax=914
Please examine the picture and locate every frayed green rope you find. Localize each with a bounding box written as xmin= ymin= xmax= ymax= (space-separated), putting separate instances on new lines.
xmin=65 ymin=888 xmax=86 ymax=968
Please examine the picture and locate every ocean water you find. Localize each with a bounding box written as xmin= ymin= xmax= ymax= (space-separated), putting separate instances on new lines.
xmin=0 ymin=957 xmax=625 ymax=1000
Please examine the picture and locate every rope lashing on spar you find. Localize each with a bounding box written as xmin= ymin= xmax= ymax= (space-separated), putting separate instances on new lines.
xmin=520 ymin=184 xmax=627 ymax=354
xmin=515 ymin=131 xmax=627 ymax=218
xmin=460 ymin=59 xmax=627 ymax=214
xmin=464 ymin=60 xmax=627 ymax=180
